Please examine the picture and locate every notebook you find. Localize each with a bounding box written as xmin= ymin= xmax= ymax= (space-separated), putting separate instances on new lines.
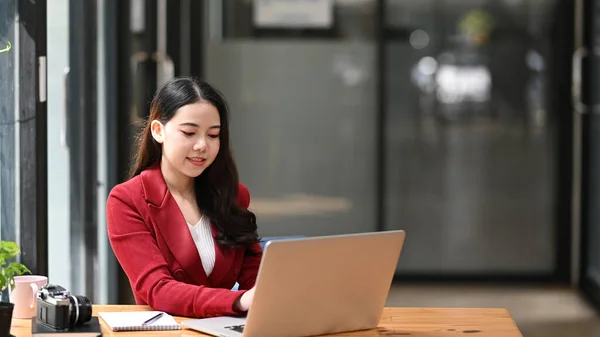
xmin=98 ymin=311 xmax=181 ymax=331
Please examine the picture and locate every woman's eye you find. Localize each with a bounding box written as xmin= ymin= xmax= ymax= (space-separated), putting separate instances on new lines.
xmin=208 ymin=134 xmax=220 ymax=139
xmin=181 ymin=131 xmax=195 ymax=137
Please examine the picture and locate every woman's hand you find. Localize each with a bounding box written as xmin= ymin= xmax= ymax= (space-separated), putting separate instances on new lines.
xmin=236 ymin=286 xmax=255 ymax=312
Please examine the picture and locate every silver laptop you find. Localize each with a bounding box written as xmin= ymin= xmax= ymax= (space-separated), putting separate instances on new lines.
xmin=182 ymin=230 xmax=405 ymax=337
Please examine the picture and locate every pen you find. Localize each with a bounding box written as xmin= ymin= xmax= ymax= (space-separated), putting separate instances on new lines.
xmin=142 ymin=312 xmax=164 ymax=326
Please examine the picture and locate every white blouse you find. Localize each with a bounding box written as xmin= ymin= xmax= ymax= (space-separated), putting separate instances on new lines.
xmin=187 ymin=215 xmax=216 ymax=277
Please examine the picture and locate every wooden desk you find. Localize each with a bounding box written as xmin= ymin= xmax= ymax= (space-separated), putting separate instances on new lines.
xmin=11 ymin=305 xmax=523 ymax=336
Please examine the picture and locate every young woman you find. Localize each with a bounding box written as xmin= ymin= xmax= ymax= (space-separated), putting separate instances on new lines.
xmin=106 ymin=77 xmax=262 ymax=318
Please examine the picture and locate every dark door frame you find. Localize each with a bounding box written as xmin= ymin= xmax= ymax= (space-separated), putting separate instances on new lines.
xmin=14 ymin=0 xmax=48 ymax=277
xmin=577 ymin=0 xmax=600 ymax=313
xmin=67 ymin=0 xmax=99 ymax=299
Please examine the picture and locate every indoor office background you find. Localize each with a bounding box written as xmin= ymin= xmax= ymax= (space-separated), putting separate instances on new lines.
xmin=2 ymin=0 xmax=600 ymax=335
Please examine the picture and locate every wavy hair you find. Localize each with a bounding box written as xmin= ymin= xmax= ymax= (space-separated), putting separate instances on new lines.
xmin=129 ymin=77 xmax=259 ymax=249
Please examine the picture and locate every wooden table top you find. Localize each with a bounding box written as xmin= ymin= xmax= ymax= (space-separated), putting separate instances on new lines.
xmin=12 ymin=305 xmax=522 ymax=336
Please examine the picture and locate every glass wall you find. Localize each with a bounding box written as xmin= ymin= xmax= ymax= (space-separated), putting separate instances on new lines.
xmin=205 ymin=0 xmax=380 ymax=238
xmin=203 ymin=0 xmax=567 ymax=277
xmin=46 ymin=0 xmax=117 ymax=303
xmin=47 ymin=0 xmax=72 ymax=293
xmin=0 ymin=0 xmax=48 ymax=275
xmin=383 ymin=0 xmax=560 ymax=274
xmin=0 ymin=0 xmax=19 ymax=243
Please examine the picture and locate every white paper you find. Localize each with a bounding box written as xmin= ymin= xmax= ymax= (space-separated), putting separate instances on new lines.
xmin=98 ymin=311 xmax=180 ymax=331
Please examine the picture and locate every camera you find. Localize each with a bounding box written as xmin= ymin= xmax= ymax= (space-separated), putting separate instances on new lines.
xmin=36 ymin=284 xmax=92 ymax=331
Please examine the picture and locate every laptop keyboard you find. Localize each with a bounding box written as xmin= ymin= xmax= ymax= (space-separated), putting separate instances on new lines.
xmin=225 ymin=324 xmax=245 ymax=333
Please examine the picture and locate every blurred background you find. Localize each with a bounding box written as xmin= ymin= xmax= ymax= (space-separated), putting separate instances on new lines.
xmin=2 ymin=0 xmax=600 ymax=335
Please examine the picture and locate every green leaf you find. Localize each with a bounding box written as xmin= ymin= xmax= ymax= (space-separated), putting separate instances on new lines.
xmin=0 ymin=241 xmax=30 ymax=292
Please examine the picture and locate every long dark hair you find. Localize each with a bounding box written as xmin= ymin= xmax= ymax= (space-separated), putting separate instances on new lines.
xmin=129 ymin=76 xmax=259 ymax=249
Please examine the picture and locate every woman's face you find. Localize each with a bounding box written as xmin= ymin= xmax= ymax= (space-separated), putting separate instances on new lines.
xmin=151 ymin=102 xmax=221 ymax=179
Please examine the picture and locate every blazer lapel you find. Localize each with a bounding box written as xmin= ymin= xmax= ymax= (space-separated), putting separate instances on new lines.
xmin=141 ymin=165 xmax=208 ymax=286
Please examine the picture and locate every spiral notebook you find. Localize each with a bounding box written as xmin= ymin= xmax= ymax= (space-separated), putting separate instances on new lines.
xmin=98 ymin=311 xmax=181 ymax=331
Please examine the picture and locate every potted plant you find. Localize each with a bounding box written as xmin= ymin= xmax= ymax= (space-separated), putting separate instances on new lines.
xmin=0 ymin=240 xmax=30 ymax=336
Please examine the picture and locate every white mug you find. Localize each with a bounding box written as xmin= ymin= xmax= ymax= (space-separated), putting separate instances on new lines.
xmin=9 ymin=275 xmax=48 ymax=319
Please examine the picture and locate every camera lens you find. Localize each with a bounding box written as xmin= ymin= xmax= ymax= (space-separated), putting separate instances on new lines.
xmin=69 ymin=295 xmax=92 ymax=326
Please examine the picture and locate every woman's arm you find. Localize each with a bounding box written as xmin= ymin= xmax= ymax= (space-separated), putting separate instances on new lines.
xmin=106 ymin=184 xmax=247 ymax=318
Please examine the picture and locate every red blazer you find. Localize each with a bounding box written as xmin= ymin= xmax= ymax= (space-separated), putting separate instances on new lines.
xmin=106 ymin=165 xmax=262 ymax=318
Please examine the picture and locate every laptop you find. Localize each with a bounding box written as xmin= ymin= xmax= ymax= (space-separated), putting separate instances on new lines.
xmin=182 ymin=230 xmax=406 ymax=337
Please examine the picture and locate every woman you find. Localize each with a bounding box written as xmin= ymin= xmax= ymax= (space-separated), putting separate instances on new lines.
xmin=106 ymin=77 xmax=261 ymax=318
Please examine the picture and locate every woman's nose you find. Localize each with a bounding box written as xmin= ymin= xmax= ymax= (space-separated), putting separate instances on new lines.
xmin=194 ymin=138 xmax=207 ymax=152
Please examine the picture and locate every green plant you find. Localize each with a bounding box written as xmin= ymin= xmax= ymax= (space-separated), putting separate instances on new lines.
xmin=0 ymin=241 xmax=30 ymax=294
xmin=0 ymin=40 xmax=11 ymax=54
